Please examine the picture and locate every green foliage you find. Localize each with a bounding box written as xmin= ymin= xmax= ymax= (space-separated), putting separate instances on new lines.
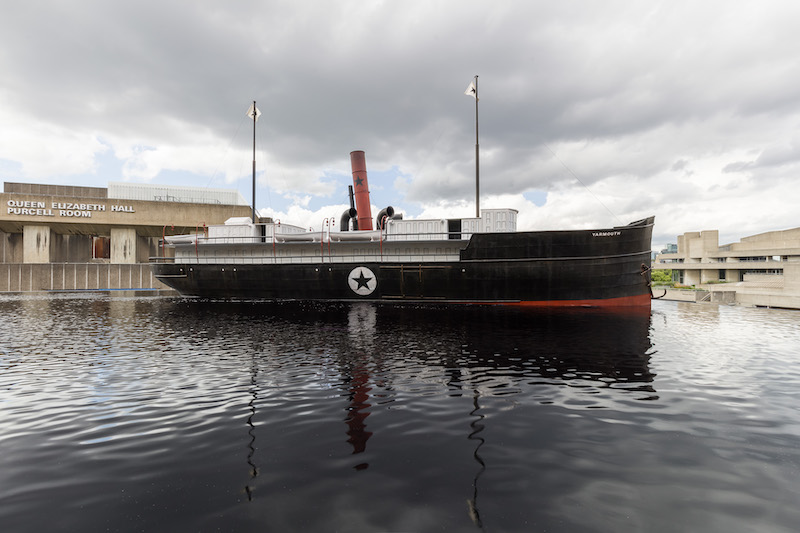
xmin=651 ymin=269 xmax=672 ymax=284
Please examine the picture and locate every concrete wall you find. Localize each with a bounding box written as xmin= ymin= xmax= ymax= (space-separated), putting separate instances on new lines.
xmin=1 ymin=191 xmax=251 ymax=236
xmin=656 ymin=226 xmax=800 ymax=309
xmin=685 ymin=230 xmax=719 ymax=261
xmin=2 ymin=190 xmax=251 ymax=266
xmin=660 ymin=289 xmax=733 ymax=304
xmin=111 ymin=227 xmax=137 ymax=264
xmin=22 ymin=225 xmax=51 ymax=263
xmin=785 ymin=263 xmax=800 ymax=290
xmin=733 ymin=227 xmax=800 ymax=252
xmin=736 ymin=292 xmax=800 ymax=309
xmin=0 ymin=263 xmax=168 ymax=292
xmin=701 ymin=269 xmax=719 ymax=284
xmin=683 ymin=269 xmax=701 ymax=286
xmin=1 ymin=231 xmax=23 ymax=263
xmin=710 ymin=291 xmax=736 ymax=304
xmin=3 ymin=230 xmax=165 ymax=264
xmin=51 ymin=233 xmax=93 ymax=262
xmin=138 ymin=235 xmax=159 ymax=263
xmin=6 ymin=230 xmax=102 ymax=263
xmin=661 ymin=289 xmax=710 ymax=302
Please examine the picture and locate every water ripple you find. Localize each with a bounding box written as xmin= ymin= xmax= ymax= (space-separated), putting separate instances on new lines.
xmin=2 ymin=296 xmax=800 ymax=532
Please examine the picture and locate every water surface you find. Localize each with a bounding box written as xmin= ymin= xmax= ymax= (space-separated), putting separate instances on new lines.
xmin=1 ymin=295 xmax=798 ymax=532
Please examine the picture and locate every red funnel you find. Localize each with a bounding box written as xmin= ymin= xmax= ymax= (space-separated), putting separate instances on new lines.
xmin=349 ymin=150 xmax=373 ymax=231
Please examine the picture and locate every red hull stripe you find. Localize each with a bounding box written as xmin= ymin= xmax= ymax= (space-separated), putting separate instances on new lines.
xmin=469 ymin=293 xmax=652 ymax=308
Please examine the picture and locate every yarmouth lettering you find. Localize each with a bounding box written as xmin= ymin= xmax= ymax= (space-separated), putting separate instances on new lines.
xmin=592 ymin=231 xmax=622 ymax=237
xmin=6 ymin=199 xmax=135 ymax=218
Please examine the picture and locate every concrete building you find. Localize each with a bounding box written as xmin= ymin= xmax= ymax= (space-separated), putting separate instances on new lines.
xmin=1 ymin=181 xmax=251 ymax=291
xmin=654 ymin=227 xmax=800 ymax=309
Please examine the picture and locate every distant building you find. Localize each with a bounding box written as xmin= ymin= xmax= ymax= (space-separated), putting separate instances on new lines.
xmin=654 ymin=227 xmax=800 ymax=309
xmin=1 ymin=181 xmax=251 ymax=291
xmin=652 ymin=243 xmax=677 ymax=261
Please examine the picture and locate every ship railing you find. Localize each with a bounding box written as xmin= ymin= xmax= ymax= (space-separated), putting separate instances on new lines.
xmin=162 ymin=229 xmax=472 ymax=246
xmin=153 ymin=249 xmax=463 ymax=265
xmin=154 ymin=229 xmax=471 ymax=263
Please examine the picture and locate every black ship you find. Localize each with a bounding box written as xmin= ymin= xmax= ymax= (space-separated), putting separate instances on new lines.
xmin=151 ymin=148 xmax=655 ymax=307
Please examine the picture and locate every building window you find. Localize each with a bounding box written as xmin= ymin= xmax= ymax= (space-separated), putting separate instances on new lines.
xmin=740 ymin=269 xmax=784 ymax=281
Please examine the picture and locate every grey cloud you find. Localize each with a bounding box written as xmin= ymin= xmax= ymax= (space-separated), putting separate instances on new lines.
xmin=3 ymin=1 xmax=800 ymax=241
xmin=723 ymin=141 xmax=800 ymax=174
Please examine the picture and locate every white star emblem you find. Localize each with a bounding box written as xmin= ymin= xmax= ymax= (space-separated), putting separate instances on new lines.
xmin=348 ymin=267 xmax=377 ymax=296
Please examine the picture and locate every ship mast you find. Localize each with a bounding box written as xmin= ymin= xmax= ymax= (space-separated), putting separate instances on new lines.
xmin=247 ymin=101 xmax=261 ymax=224
xmin=474 ymin=76 xmax=479 ymax=218
xmin=251 ymin=101 xmax=257 ymax=223
xmin=465 ymin=75 xmax=480 ymax=218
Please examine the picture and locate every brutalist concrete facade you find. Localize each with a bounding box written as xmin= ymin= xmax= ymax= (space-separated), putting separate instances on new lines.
xmin=655 ymin=227 xmax=800 ymax=309
xmin=1 ymin=181 xmax=251 ymax=291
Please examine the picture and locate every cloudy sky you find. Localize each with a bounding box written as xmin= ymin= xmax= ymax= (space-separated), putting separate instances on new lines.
xmin=2 ymin=1 xmax=799 ymax=249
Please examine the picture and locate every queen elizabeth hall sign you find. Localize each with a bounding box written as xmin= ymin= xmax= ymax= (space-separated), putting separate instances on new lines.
xmin=7 ymin=199 xmax=135 ymax=218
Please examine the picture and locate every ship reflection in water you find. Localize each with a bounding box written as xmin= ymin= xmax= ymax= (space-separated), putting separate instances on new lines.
xmin=210 ymin=300 xmax=656 ymax=527
xmin=334 ymin=301 xmax=656 ymax=459
xmin=7 ymin=295 xmax=797 ymax=532
xmin=343 ymin=304 xmax=376 ymax=468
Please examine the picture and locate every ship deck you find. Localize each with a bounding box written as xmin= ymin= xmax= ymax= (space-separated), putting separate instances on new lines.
xmin=153 ymin=234 xmax=470 ymax=265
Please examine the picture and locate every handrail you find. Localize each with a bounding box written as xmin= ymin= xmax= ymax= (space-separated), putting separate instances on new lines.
xmin=273 ymin=220 xmax=280 ymax=260
xmin=320 ymin=217 xmax=327 ymax=261
xmin=150 ymin=249 xmax=464 ymax=265
xmin=379 ymin=214 xmax=391 ymax=261
xmin=161 ymin=224 xmax=174 ymax=257
xmin=327 ymin=217 xmax=335 ymax=261
xmin=162 ymin=231 xmax=467 ymax=246
xmin=195 ymin=224 xmax=204 ymax=259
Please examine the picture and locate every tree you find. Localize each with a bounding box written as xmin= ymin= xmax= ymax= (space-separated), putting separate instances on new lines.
xmin=651 ymin=269 xmax=672 ymax=284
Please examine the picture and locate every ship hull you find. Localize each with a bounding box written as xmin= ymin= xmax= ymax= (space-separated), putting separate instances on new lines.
xmin=152 ymin=217 xmax=655 ymax=307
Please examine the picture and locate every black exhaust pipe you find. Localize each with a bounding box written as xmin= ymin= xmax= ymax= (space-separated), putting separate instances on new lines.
xmin=376 ymin=206 xmax=395 ymax=230
xmin=340 ymin=207 xmax=357 ymax=231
